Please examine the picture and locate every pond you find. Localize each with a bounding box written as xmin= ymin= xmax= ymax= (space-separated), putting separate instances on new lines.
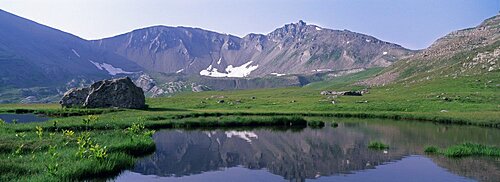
xmin=112 ymin=119 xmax=500 ymax=182
xmin=0 ymin=113 xmax=51 ymax=123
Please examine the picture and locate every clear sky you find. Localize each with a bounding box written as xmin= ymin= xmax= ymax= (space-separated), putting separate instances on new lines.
xmin=0 ymin=0 xmax=498 ymax=50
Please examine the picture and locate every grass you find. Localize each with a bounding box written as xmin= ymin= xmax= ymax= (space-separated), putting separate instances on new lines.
xmin=423 ymin=143 xmax=500 ymax=158
xmin=0 ymin=66 xmax=498 ymax=181
xmin=424 ymin=146 xmax=438 ymax=153
xmin=143 ymin=69 xmax=499 ymax=127
xmin=0 ymin=115 xmax=157 ymax=182
xmin=442 ymin=143 xmax=500 ymax=158
xmin=368 ymin=141 xmax=389 ymax=150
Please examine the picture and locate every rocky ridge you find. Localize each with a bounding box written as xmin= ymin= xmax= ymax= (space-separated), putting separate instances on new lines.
xmin=93 ymin=21 xmax=413 ymax=78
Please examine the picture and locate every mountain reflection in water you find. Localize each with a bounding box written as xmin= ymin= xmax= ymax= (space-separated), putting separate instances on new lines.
xmin=113 ymin=120 xmax=500 ymax=182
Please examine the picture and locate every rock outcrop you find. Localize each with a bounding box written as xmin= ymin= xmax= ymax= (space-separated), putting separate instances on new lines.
xmin=60 ymin=77 xmax=145 ymax=109
xmin=134 ymin=74 xmax=166 ymax=97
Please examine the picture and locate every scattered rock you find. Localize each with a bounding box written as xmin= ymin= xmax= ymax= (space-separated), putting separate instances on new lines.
xmin=192 ymin=84 xmax=210 ymax=92
xmin=134 ymin=74 xmax=166 ymax=97
xmin=331 ymin=101 xmax=336 ymax=104
xmin=251 ymin=96 xmax=256 ymax=99
xmin=320 ymin=90 xmax=363 ymax=96
xmin=60 ymin=77 xmax=146 ymax=109
xmin=217 ymin=100 xmax=225 ymax=104
xmin=440 ymin=110 xmax=449 ymax=112
xmin=343 ymin=91 xmax=363 ymax=96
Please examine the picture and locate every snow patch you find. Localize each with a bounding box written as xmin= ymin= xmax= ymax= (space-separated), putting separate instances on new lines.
xmin=89 ymin=60 xmax=135 ymax=76
xmin=365 ymin=39 xmax=371 ymax=43
xmin=200 ymin=61 xmax=258 ymax=78
xmin=217 ymin=58 xmax=222 ymax=65
xmin=270 ymin=73 xmax=286 ymax=76
xmin=383 ymin=52 xmax=388 ymax=55
xmin=346 ymin=41 xmax=350 ymax=44
xmin=225 ymin=131 xmax=258 ymax=143
xmin=315 ymin=27 xmax=322 ymax=31
xmin=71 ymin=49 xmax=80 ymax=58
xmin=176 ymin=69 xmax=184 ymax=73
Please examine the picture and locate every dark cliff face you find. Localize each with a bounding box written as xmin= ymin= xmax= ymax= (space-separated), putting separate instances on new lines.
xmin=93 ymin=21 xmax=414 ymax=78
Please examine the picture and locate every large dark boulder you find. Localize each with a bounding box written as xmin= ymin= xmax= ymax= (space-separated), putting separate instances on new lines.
xmin=60 ymin=77 xmax=146 ymax=109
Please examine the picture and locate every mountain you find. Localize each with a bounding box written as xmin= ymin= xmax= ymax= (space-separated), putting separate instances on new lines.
xmin=0 ymin=9 xmax=142 ymax=89
xmin=359 ymin=14 xmax=500 ymax=86
xmin=92 ymin=20 xmax=413 ymax=78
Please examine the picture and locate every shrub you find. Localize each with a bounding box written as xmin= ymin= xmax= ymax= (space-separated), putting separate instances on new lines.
xmin=35 ymin=126 xmax=43 ymax=139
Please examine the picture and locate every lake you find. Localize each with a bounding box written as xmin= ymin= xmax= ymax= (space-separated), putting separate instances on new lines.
xmin=112 ymin=119 xmax=500 ymax=182
xmin=0 ymin=113 xmax=51 ymax=123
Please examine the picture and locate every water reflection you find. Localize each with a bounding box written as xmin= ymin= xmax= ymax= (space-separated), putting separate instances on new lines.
xmin=114 ymin=120 xmax=500 ymax=182
xmin=0 ymin=113 xmax=50 ymax=123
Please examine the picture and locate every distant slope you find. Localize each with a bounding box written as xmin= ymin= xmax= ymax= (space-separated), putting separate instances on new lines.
xmin=0 ymin=9 xmax=142 ymax=89
xmin=93 ymin=21 xmax=413 ymax=78
xmin=360 ymin=14 xmax=500 ymax=86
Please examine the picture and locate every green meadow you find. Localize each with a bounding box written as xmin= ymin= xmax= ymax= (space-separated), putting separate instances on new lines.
xmin=0 ymin=68 xmax=499 ymax=181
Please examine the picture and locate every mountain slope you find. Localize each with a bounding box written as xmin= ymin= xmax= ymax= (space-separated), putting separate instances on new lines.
xmin=93 ymin=21 xmax=413 ymax=78
xmin=359 ymin=14 xmax=500 ymax=86
xmin=0 ymin=9 xmax=142 ymax=89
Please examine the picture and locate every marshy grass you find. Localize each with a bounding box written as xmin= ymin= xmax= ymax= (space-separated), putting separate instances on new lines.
xmin=424 ymin=146 xmax=438 ymax=153
xmin=368 ymin=141 xmax=389 ymax=150
xmin=423 ymin=143 xmax=500 ymax=158
xmin=442 ymin=143 xmax=500 ymax=158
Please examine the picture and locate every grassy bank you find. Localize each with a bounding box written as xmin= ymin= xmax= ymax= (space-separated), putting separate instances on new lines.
xmin=0 ymin=69 xmax=498 ymax=181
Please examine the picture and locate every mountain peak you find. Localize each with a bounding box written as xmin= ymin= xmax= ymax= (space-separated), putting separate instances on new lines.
xmin=296 ymin=20 xmax=307 ymax=26
xmin=267 ymin=20 xmax=311 ymax=39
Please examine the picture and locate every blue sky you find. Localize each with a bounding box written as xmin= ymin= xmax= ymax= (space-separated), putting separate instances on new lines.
xmin=0 ymin=0 xmax=498 ymax=49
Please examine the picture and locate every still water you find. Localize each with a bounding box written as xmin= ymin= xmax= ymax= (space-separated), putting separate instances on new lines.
xmin=0 ymin=113 xmax=50 ymax=123
xmin=113 ymin=119 xmax=500 ymax=182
